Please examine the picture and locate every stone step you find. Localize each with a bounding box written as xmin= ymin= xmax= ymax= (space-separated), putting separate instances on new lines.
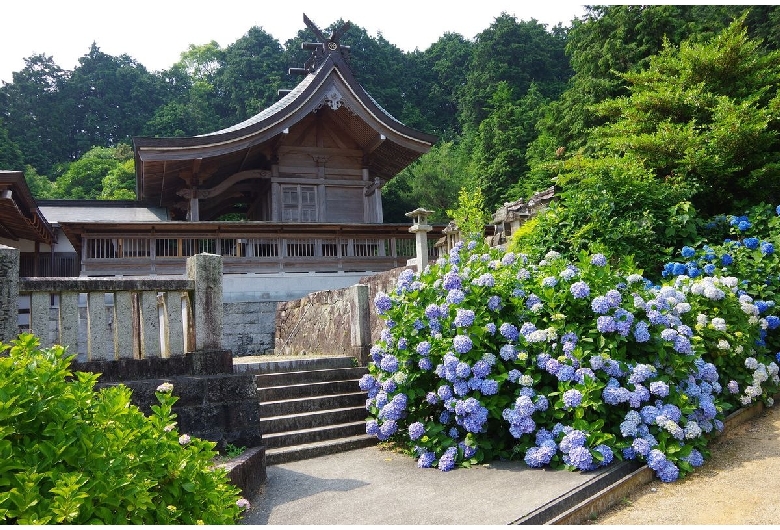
xmin=257 ymin=378 xmax=361 ymax=401
xmin=234 ymin=356 xmax=358 ymax=374
xmin=254 ymin=367 xmax=367 ymax=387
xmin=257 ymin=392 xmax=367 ymax=417
xmin=262 ymin=421 xmax=368 ymax=449
xmin=265 ymin=435 xmax=377 ymax=466
xmin=258 ymin=406 xmax=367 ymax=434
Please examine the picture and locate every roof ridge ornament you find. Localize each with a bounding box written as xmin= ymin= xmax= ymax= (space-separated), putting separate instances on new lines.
xmin=294 ymin=14 xmax=352 ymax=75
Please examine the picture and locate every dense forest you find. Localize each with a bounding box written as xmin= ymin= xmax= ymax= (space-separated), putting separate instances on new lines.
xmin=2 ymin=5 xmax=780 ymax=272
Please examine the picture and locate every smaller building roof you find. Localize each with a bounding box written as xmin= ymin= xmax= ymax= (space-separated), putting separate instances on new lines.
xmin=0 ymin=171 xmax=57 ymax=245
xmin=37 ymin=200 xmax=169 ymax=223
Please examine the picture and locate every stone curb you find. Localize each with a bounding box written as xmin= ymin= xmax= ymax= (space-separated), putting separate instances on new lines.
xmin=215 ymin=445 xmax=267 ymax=498
xmin=515 ymin=397 xmax=776 ymax=525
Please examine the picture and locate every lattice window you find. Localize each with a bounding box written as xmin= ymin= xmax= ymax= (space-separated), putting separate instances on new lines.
xmin=282 ymin=185 xmax=317 ymax=222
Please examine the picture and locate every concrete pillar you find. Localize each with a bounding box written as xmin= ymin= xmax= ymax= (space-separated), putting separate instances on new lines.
xmin=186 ymin=253 xmax=223 ymax=351
xmin=405 ymin=208 xmax=434 ymax=272
xmin=0 ymin=245 xmax=19 ymax=344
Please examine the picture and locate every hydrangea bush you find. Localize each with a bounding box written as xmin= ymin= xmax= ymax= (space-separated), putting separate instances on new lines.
xmin=362 ymin=205 xmax=780 ymax=482
xmin=0 ymin=334 xmax=249 ymax=524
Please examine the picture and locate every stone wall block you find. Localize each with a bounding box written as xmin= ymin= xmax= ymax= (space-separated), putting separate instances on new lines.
xmin=0 ymin=245 xmax=20 ymax=343
xmin=187 ymin=253 xmax=223 ymax=351
xmin=87 ymin=292 xmax=112 ymax=361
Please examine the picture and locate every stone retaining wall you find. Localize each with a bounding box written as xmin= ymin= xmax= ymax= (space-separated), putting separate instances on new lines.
xmin=274 ymin=266 xmax=414 ymax=365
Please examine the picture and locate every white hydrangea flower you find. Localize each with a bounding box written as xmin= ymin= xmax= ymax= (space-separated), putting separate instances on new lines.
xmin=696 ymin=313 xmax=709 ymax=326
xmin=710 ymin=317 xmax=726 ymax=331
xmin=717 ymin=339 xmax=730 ymax=350
xmin=674 ymin=302 xmax=692 ymax=314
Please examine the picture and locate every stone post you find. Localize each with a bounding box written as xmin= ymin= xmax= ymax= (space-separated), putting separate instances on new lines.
xmin=0 ymin=245 xmax=19 ymax=344
xmin=405 ymin=208 xmax=434 ymax=272
xmin=186 ymin=253 xmax=223 ymax=351
xmin=350 ymin=284 xmax=371 ymax=365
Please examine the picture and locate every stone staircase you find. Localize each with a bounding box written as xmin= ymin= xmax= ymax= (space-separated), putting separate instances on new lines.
xmin=234 ymin=356 xmax=376 ymax=465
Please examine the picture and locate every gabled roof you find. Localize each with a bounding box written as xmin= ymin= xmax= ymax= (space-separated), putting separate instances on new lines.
xmin=133 ymin=18 xmax=437 ymax=213
xmin=0 ymin=171 xmax=56 ymax=245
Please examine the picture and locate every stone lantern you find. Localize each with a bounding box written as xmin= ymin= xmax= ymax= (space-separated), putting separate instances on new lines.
xmin=405 ymin=208 xmax=434 ymax=271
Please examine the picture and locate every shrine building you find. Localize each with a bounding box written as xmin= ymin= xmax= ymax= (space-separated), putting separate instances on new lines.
xmin=0 ymin=15 xmax=441 ymax=303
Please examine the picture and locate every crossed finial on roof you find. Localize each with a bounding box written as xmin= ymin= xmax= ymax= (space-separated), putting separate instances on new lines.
xmin=294 ymin=14 xmax=352 ymax=74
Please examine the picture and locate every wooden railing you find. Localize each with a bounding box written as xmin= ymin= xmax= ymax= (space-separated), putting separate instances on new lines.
xmin=66 ymin=222 xmax=442 ymax=277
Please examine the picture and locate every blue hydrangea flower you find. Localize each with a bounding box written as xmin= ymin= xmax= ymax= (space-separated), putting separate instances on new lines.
xmin=374 ymin=292 xmax=392 ymax=314
xmin=597 ymin=315 xmax=617 ymax=333
xmin=525 ymin=445 xmax=556 ymax=467
xmin=761 ymin=242 xmax=774 ymax=255
xmin=649 ymin=380 xmax=669 ymax=397
xmin=721 ymin=253 xmax=734 ymax=266
xmin=417 ymin=451 xmax=435 ymax=468
xmin=680 ymin=246 xmax=696 ymax=258
xmin=487 ymin=295 xmax=502 ymax=311
xmin=481 ymin=379 xmax=499 ymax=395
xmin=567 ymin=446 xmax=593 ymax=470
xmin=442 ymin=271 xmax=462 ymax=290
xmin=591 ymin=296 xmax=611 ymax=314
xmin=473 ymin=273 xmax=495 ymax=287
xmin=472 ymin=360 xmax=491 ymax=378
xmin=657 ymin=461 xmax=680 ymax=482
xmin=377 ymin=419 xmax=398 ymax=440
xmin=562 ymin=389 xmax=583 ymax=409
xmin=366 ymin=420 xmax=379 ymax=435
xmin=559 ymin=430 xmax=587 ymax=453
xmin=380 ymin=354 xmax=399 ymax=373
xmin=542 ymin=276 xmax=558 ymax=288
xmin=425 ymin=304 xmax=443 ymax=320
xmin=485 ymin=323 xmax=497 ymax=334
xmin=453 ymin=309 xmax=475 ymax=328
xmin=744 ymin=237 xmax=760 ymax=250
xmin=418 ymin=357 xmax=433 ymax=370
xmin=499 ymin=344 xmax=517 ymax=361
xmin=590 ymin=253 xmax=607 ymax=266
xmin=453 ymin=335 xmax=473 ymax=354
xmin=359 ymin=374 xmax=377 ymax=391
xmin=500 ymin=323 xmax=520 ymax=341
xmin=408 ymin=421 xmax=425 ymax=440
xmin=446 ymin=289 xmax=465 ymax=305
xmin=683 ymin=449 xmax=705 ymax=467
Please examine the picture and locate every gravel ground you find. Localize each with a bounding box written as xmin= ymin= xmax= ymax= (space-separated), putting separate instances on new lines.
xmin=591 ymin=403 xmax=780 ymax=525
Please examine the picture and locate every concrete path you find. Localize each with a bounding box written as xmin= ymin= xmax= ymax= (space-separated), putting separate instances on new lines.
xmin=239 ymin=445 xmax=626 ymax=525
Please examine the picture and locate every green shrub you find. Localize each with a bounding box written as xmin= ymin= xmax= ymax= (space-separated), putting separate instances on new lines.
xmin=0 ymin=334 xmax=249 ymax=524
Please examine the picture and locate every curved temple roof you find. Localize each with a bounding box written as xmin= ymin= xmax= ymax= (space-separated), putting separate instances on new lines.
xmin=133 ymin=15 xmax=437 ymax=215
